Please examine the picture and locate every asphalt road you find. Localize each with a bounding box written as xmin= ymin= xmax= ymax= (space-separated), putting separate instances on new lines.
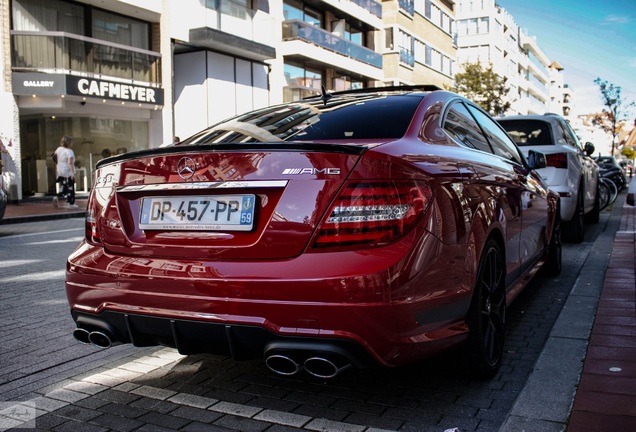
xmin=0 ymin=206 xmax=619 ymax=432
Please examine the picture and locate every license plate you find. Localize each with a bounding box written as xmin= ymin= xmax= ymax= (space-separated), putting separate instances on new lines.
xmin=139 ymin=195 xmax=256 ymax=231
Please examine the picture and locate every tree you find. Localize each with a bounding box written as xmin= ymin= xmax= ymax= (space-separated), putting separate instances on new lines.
xmin=593 ymin=78 xmax=634 ymax=156
xmin=452 ymin=63 xmax=512 ymax=116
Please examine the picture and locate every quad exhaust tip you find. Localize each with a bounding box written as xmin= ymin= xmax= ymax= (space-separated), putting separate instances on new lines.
xmin=72 ymin=328 xmax=113 ymax=349
xmin=265 ymin=354 xmax=302 ymax=376
xmin=265 ymin=352 xmax=351 ymax=378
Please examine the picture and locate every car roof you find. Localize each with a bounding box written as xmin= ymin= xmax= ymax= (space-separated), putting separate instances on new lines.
xmin=496 ymin=113 xmax=564 ymax=122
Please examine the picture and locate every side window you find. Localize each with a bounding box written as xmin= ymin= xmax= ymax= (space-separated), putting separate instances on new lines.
xmin=443 ymin=103 xmax=492 ymax=154
xmin=466 ymin=104 xmax=523 ymax=165
xmin=560 ymin=119 xmax=582 ymax=150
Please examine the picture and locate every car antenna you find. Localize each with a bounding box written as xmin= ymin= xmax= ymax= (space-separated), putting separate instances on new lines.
xmin=320 ymin=86 xmax=332 ymax=106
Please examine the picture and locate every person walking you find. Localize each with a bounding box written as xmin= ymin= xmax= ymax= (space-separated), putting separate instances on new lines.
xmin=52 ymin=135 xmax=78 ymax=208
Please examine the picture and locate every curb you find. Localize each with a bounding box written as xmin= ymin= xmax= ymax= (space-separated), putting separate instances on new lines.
xmin=0 ymin=211 xmax=86 ymax=225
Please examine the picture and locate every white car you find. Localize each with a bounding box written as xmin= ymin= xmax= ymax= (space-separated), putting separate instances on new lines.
xmin=498 ymin=113 xmax=599 ymax=242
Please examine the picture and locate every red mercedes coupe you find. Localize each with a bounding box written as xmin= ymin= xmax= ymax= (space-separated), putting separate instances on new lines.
xmin=66 ymin=87 xmax=561 ymax=378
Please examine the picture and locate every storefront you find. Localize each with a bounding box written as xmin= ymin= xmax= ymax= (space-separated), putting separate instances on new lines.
xmin=13 ymin=72 xmax=164 ymax=196
xmin=8 ymin=0 xmax=164 ymax=199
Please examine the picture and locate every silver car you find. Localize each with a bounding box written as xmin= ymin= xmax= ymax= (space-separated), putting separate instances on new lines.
xmin=497 ymin=113 xmax=599 ymax=242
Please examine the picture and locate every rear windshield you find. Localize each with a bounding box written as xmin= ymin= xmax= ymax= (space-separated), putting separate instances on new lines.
xmin=176 ymin=95 xmax=424 ymax=145
xmin=497 ymin=119 xmax=553 ymax=146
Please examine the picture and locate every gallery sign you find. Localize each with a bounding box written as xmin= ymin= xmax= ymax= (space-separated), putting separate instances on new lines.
xmin=12 ymin=72 xmax=164 ymax=106
xmin=12 ymin=72 xmax=65 ymax=95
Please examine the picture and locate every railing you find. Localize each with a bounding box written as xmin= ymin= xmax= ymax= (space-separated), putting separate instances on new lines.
xmin=11 ymin=31 xmax=161 ymax=85
xmin=205 ymin=0 xmax=275 ymax=47
xmin=282 ymin=20 xmax=382 ymax=68
xmin=399 ymin=47 xmax=415 ymax=66
xmin=399 ymin=0 xmax=415 ymax=15
xmin=349 ymin=0 xmax=382 ymax=18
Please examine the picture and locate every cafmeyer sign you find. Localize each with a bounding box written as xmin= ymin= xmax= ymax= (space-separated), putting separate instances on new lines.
xmin=67 ymin=76 xmax=164 ymax=105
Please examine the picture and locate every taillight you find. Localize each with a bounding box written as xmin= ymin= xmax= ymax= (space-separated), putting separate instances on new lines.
xmin=310 ymin=180 xmax=433 ymax=251
xmin=545 ymin=153 xmax=567 ymax=168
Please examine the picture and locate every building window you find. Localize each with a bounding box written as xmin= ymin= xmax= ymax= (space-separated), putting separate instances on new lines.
xmin=283 ymin=63 xmax=322 ymax=102
xmin=333 ymin=75 xmax=363 ymax=91
xmin=92 ymin=9 xmax=150 ymax=50
xmin=283 ymin=0 xmax=322 ymax=27
xmin=13 ymin=0 xmax=84 ymax=33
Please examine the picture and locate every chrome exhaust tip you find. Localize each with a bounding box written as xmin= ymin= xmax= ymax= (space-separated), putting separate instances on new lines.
xmin=304 ymin=357 xmax=351 ymax=379
xmin=265 ymin=354 xmax=302 ymax=376
xmin=72 ymin=328 xmax=91 ymax=344
xmin=88 ymin=331 xmax=112 ymax=348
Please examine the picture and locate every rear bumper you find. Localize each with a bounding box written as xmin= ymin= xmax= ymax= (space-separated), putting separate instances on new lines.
xmin=66 ymin=236 xmax=473 ymax=367
xmin=72 ymin=310 xmax=378 ymax=368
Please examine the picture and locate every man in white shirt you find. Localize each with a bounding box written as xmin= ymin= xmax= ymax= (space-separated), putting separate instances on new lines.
xmin=53 ymin=135 xmax=78 ymax=208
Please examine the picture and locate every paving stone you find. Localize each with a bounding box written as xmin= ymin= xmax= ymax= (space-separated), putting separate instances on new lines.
xmin=137 ymin=411 xmax=192 ymax=430
xmin=253 ymin=409 xmax=311 ymax=428
xmin=209 ymin=401 xmax=262 ymax=418
xmin=168 ymin=392 xmax=218 ymax=409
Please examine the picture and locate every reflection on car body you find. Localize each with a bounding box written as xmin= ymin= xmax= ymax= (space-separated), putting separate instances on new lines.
xmin=66 ymin=87 xmax=560 ymax=378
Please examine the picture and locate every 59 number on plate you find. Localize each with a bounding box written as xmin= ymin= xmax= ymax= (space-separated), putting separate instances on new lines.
xmin=139 ymin=194 xmax=255 ymax=231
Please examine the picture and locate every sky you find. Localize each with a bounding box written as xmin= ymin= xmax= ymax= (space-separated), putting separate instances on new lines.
xmin=498 ymin=0 xmax=636 ymax=118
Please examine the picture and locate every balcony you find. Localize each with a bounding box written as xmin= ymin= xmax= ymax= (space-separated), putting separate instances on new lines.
xmin=350 ymin=0 xmax=382 ymax=18
xmin=399 ymin=0 xmax=415 ymax=15
xmin=400 ymin=48 xmax=415 ymax=67
xmin=282 ymin=20 xmax=382 ymax=69
xmin=189 ymin=0 xmax=276 ymax=61
xmin=11 ymin=31 xmax=161 ymax=85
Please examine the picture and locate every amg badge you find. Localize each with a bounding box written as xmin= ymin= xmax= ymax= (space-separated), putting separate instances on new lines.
xmin=282 ymin=168 xmax=341 ymax=175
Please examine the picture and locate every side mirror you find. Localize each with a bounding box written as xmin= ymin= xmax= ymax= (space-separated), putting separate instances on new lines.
xmin=584 ymin=142 xmax=595 ymax=156
xmin=527 ymin=150 xmax=547 ymax=170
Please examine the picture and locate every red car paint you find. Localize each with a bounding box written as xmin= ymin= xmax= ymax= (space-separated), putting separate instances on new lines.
xmin=66 ymin=89 xmax=560 ymax=377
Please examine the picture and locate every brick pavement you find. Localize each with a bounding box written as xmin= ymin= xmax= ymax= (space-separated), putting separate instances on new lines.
xmin=567 ymin=204 xmax=636 ymax=431
xmin=1 ymin=191 xmax=635 ymax=431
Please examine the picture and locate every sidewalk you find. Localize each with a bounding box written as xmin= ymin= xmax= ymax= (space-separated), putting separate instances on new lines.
xmin=567 ymin=202 xmax=636 ymax=430
xmin=1 ymin=188 xmax=635 ymax=430
xmin=0 ymin=194 xmax=87 ymax=224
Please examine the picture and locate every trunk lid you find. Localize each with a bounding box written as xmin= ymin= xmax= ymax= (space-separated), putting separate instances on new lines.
xmin=90 ymin=144 xmax=366 ymax=260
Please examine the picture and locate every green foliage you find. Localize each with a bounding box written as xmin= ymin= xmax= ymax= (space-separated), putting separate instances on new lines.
xmin=452 ymin=63 xmax=512 ymax=116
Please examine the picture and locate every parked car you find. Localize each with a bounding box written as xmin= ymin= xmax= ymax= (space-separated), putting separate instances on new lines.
xmin=497 ymin=113 xmax=599 ymax=242
xmin=596 ymin=155 xmax=628 ymax=191
xmin=66 ymin=87 xmax=560 ymax=378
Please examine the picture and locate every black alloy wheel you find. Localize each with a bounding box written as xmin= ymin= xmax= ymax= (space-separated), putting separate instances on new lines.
xmin=466 ymin=239 xmax=506 ymax=377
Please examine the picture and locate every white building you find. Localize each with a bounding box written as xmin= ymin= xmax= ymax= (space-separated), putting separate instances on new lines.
xmin=455 ymin=0 xmax=559 ymax=116
xmin=1 ymin=0 xmax=384 ymax=201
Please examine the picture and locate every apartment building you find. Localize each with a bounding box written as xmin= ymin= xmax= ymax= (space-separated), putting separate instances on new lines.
xmin=381 ymin=0 xmax=456 ymax=89
xmin=455 ymin=0 xmax=555 ymax=115
xmin=274 ymin=0 xmax=384 ymax=102
xmin=1 ymin=0 xmax=389 ymax=201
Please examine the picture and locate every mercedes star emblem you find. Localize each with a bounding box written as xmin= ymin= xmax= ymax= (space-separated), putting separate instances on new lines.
xmin=177 ymin=157 xmax=196 ymax=180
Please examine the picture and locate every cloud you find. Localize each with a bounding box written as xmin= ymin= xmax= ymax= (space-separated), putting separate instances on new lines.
xmin=602 ymin=14 xmax=632 ymax=25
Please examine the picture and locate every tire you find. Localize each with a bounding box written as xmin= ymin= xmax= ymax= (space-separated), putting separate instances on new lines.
xmin=465 ymin=239 xmax=506 ymax=377
xmin=544 ymin=203 xmax=562 ymax=276
xmin=585 ymin=183 xmax=600 ymax=224
xmin=563 ymin=185 xmax=584 ymax=243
